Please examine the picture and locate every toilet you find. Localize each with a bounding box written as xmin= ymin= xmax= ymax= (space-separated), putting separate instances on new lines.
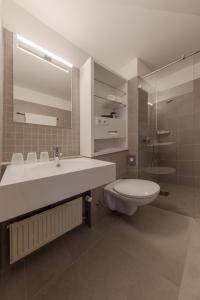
xmin=104 ymin=179 xmax=160 ymax=215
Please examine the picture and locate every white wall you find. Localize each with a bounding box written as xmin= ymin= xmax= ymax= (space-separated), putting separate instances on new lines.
xmin=0 ymin=0 xmax=3 ymax=169
xmin=2 ymin=0 xmax=89 ymax=68
xmin=137 ymin=59 xmax=152 ymax=77
xmin=118 ymin=57 xmax=138 ymax=80
xmin=118 ymin=57 xmax=152 ymax=79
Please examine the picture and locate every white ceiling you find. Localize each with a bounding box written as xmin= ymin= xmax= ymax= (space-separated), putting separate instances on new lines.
xmin=13 ymin=0 xmax=200 ymax=71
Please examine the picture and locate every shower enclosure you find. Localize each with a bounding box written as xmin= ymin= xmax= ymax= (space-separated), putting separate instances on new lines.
xmin=138 ymin=53 xmax=200 ymax=218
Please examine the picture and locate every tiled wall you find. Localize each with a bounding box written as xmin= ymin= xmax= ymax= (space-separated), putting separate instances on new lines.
xmin=96 ymin=151 xmax=128 ymax=179
xmin=127 ymin=77 xmax=156 ymax=181
xmin=3 ymin=29 xmax=80 ymax=162
xmin=137 ymin=87 xmax=158 ymax=182
xmin=138 ymin=78 xmax=200 ymax=187
xmin=92 ymin=150 xmax=128 ymax=223
xmin=157 ymin=80 xmax=200 ymax=186
xmin=127 ymin=77 xmax=139 ymax=178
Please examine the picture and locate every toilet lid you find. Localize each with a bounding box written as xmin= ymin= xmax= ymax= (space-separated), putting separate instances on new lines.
xmin=113 ymin=179 xmax=160 ymax=199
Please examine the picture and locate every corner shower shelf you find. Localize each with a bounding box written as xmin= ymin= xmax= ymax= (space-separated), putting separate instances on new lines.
xmin=147 ymin=142 xmax=175 ymax=147
xmin=143 ymin=166 xmax=176 ymax=175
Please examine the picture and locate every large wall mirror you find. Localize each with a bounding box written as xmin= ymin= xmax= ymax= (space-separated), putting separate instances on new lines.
xmin=13 ymin=34 xmax=73 ymax=128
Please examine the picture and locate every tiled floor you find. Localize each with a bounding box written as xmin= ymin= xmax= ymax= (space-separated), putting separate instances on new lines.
xmin=1 ymin=205 xmax=200 ymax=300
xmin=179 ymin=218 xmax=200 ymax=300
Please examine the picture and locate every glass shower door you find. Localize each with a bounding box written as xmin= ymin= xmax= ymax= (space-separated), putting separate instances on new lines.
xmin=138 ymin=56 xmax=199 ymax=218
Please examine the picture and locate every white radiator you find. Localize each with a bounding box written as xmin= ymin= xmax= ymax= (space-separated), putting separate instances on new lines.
xmin=9 ymin=197 xmax=83 ymax=264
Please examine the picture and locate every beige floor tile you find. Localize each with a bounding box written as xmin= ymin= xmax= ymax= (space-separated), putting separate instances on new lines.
xmin=178 ymin=287 xmax=200 ymax=300
xmin=93 ymin=211 xmax=122 ymax=237
xmin=108 ymin=206 xmax=193 ymax=285
xmin=179 ymin=219 xmax=200 ymax=299
xmin=25 ymin=234 xmax=73 ymax=298
xmin=25 ymin=224 xmax=103 ymax=298
xmin=0 ymin=261 xmax=26 ymax=300
xmin=63 ymin=224 xmax=103 ymax=260
xmin=31 ymin=238 xmax=179 ymax=300
xmin=1 ymin=200 xmax=199 ymax=300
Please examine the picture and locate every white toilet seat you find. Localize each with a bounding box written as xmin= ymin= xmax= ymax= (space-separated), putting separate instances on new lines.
xmin=113 ymin=179 xmax=160 ymax=199
xmin=104 ymin=179 xmax=160 ymax=215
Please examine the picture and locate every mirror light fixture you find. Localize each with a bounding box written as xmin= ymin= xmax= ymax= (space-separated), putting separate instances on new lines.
xmin=16 ymin=34 xmax=73 ymax=73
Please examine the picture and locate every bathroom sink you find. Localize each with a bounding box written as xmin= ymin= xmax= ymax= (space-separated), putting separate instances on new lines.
xmin=0 ymin=157 xmax=116 ymax=222
xmin=0 ymin=157 xmax=114 ymax=186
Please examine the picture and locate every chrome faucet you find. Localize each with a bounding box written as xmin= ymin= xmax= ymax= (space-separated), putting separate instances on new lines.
xmin=53 ymin=146 xmax=61 ymax=167
xmin=54 ymin=146 xmax=60 ymax=158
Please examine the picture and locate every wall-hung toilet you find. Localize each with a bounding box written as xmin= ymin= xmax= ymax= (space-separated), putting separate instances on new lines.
xmin=104 ymin=179 xmax=160 ymax=215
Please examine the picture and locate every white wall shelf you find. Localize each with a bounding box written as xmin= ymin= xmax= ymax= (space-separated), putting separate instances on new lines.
xmin=93 ymin=146 xmax=128 ymax=157
xmin=80 ymin=58 xmax=128 ymax=158
xmin=94 ymin=95 xmax=126 ymax=108
xmin=94 ymin=79 xmax=127 ymax=96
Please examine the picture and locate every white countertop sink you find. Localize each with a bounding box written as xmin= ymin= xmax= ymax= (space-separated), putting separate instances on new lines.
xmin=0 ymin=157 xmax=116 ymax=222
xmin=0 ymin=157 xmax=115 ymax=186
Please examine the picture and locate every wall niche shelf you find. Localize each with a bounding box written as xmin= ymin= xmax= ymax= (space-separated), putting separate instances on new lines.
xmin=94 ymin=79 xmax=127 ymax=96
xmin=93 ymin=146 xmax=128 ymax=157
xmin=80 ymin=58 xmax=128 ymax=157
xmin=94 ymin=95 xmax=126 ymax=109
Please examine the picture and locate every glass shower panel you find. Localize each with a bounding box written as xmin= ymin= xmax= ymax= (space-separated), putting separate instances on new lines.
xmin=139 ymin=56 xmax=198 ymax=217
xmin=193 ymin=52 xmax=200 ymax=218
xmin=138 ymin=74 xmax=158 ymax=181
